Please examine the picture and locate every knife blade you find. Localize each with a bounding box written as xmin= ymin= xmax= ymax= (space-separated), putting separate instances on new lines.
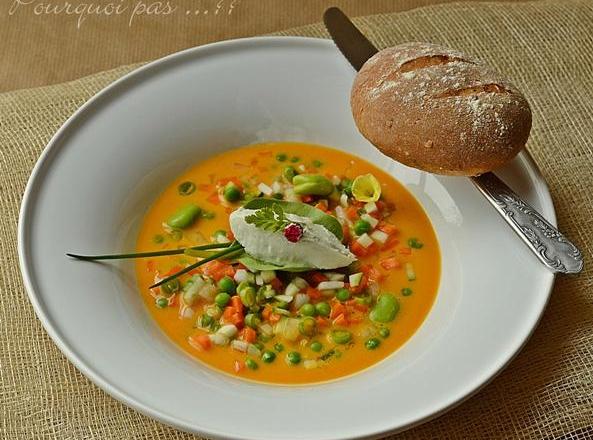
xmin=322 ymin=7 xmax=583 ymax=274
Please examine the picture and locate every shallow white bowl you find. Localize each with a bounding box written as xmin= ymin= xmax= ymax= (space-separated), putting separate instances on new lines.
xmin=18 ymin=37 xmax=555 ymax=439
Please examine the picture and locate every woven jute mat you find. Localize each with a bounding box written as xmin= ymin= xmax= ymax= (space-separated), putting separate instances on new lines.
xmin=1 ymin=1 xmax=592 ymax=438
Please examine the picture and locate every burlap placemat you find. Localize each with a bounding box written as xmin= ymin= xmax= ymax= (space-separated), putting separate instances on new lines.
xmin=1 ymin=1 xmax=592 ymax=438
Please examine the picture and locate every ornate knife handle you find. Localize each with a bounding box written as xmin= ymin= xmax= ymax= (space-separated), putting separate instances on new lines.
xmin=471 ymin=172 xmax=583 ymax=274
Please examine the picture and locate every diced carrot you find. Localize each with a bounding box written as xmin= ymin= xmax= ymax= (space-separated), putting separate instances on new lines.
xmin=316 ymin=316 xmax=329 ymax=327
xmin=375 ymin=200 xmax=386 ymax=212
xmin=346 ymin=206 xmax=359 ymax=220
xmin=380 ymin=257 xmax=401 ymax=270
xmin=383 ymin=237 xmax=400 ymax=250
xmin=269 ymin=313 xmax=281 ymax=324
xmin=242 ymin=327 xmax=257 ymax=343
xmin=332 ymin=313 xmax=348 ymax=327
xmin=315 ymin=200 xmax=329 ymax=211
xmin=307 ymin=287 xmax=322 ymax=300
xmin=348 ymin=275 xmax=368 ymax=295
xmin=366 ymin=267 xmax=384 ymax=283
xmin=234 ymin=360 xmax=245 ymax=373
xmin=377 ymin=223 xmax=399 ymax=235
xmin=207 ymin=192 xmax=221 ymax=205
xmin=168 ymin=295 xmax=178 ymax=307
xmin=229 ymin=312 xmax=244 ymax=328
xmin=309 ymin=272 xmax=328 ymax=285
xmin=146 ymin=260 xmax=155 ymax=273
xmin=270 ymin=277 xmax=283 ymax=292
xmin=330 ymin=302 xmax=347 ymax=320
xmin=223 ymin=306 xmax=236 ymax=320
xmin=399 ymin=247 xmax=412 ymax=255
xmin=262 ymin=305 xmax=273 ymax=321
xmin=350 ymin=241 xmax=368 ymax=257
xmin=230 ymin=296 xmax=244 ymax=315
xmin=189 ymin=334 xmax=212 ymax=351
xmin=227 ymin=230 xmax=235 ymax=241
xmin=164 ymin=265 xmax=183 ymax=277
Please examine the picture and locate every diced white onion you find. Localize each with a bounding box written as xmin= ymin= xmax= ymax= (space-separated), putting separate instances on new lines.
xmin=349 ymin=272 xmax=363 ymax=287
xmin=325 ymin=272 xmax=345 ymax=281
xmin=335 ymin=205 xmax=346 ymax=221
xmin=209 ymin=333 xmax=229 ymax=346
xmin=331 ymin=175 xmax=341 ymax=185
xmin=292 ymin=277 xmax=309 ymax=289
xmin=257 ymin=182 xmax=273 ymax=195
xmin=317 ymin=281 xmax=345 ymax=290
xmin=298 ymin=164 xmax=306 ymax=172
xmin=255 ymin=274 xmax=264 ymax=286
xmin=293 ymin=293 xmax=309 ymax=310
xmin=261 ymin=270 xmax=276 ymax=283
xmin=275 ymin=294 xmax=294 ymax=303
xmin=234 ymin=269 xmax=249 ymax=283
xmin=364 ymin=201 xmax=378 ymax=213
xmin=284 ymin=187 xmax=300 ymax=202
xmin=231 ymin=340 xmax=249 ymax=352
xmin=370 ymin=230 xmax=389 ymax=244
xmin=284 ymin=282 xmax=300 ymax=297
xmin=179 ymin=305 xmax=194 ymax=319
xmin=361 ymin=213 xmax=379 ymax=228
xmin=271 ymin=181 xmax=283 ymax=193
xmin=304 ymin=360 xmax=319 ymax=370
xmin=182 ymin=275 xmax=205 ymax=306
xmin=247 ymin=344 xmax=262 ymax=357
xmin=340 ymin=192 xmax=349 ymax=208
xmin=356 ymin=233 xmax=374 ymax=248
xmin=217 ymin=324 xmax=238 ymax=338
xmin=258 ymin=323 xmax=273 ymax=337
xmin=215 ymin=234 xmax=230 ymax=243
xmin=198 ymin=283 xmax=217 ymax=301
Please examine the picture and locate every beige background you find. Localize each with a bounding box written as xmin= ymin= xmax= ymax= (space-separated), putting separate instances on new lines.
xmin=0 ymin=0 xmax=525 ymax=92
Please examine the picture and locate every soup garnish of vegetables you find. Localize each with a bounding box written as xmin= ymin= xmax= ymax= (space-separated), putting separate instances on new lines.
xmin=135 ymin=142 xmax=440 ymax=384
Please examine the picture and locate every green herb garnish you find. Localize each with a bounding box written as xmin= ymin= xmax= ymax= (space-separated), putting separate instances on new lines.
xmin=245 ymin=204 xmax=289 ymax=232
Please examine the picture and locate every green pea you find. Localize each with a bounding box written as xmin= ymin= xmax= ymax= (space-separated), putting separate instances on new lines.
xmin=214 ymin=292 xmax=231 ymax=307
xmin=166 ymin=204 xmax=201 ymax=229
xmin=290 ymin=156 xmax=300 ymax=163
xmin=286 ymin=351 xmax=301 ymax=365
xmin=293 ymin=174 xmax=334 ymax=196
xmin=312 ymin=159 xmax=323 ymax=168
xmin=262 ymin=350 xmax=276 ymax=363
xmin=330 ymin=330 xmax=353 ymax=345
xmin=401 ymin=287 xmax=413 ymax=296
xmin=155 ymin=297 xmax=168 ymax=308
xmin=408 ymin=238 xmax=424 ymax=249
xmin=299 ymin=303 xmax=316 ymax=317
xmin=276 ymin=153 xmax=287 ymax=162
xmin=177 ymin=181 xmax=196 ymax=196
xmin=218 ymin=276 xmax=236 ymax=294
xmin=365 ymin=338 xmax=381 ymax=350
xmin=354 ymin=219 xmax=372 ymax=235
xmin=160 ymin=279 xmax=180 ymax=296
xmin=336 ymin=288 xmax=350 ymax=302
xmin=315 ymin=302 xmax=331 ymax=317
xmin=152 ymin=234 xmax=164 ymax=244
xmin=369 ymin=294 xmax=400 ymax=323
xmin=245 ymin=358 xmax=259 ymax=370
xmin=223 ymin=182 xmax=242 ymax=202
xmin=299 ymin=317 xmax=317 ymax=337
xmin=379 ymin=327 xmax=390 ymax=338
xmin=245 ymin=313 xmax=261 ymax=329
xmin=274 ymin=343 xmax=284 ymax=352
xmin=282 ymin=166 xmax=297 ymax=182
xmin=310 ymin=341 xmax=323 ymax=352
xmin=340 ymin=178 xmax=353 ymax=196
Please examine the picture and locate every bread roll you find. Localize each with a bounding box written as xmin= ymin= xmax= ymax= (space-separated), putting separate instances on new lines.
xmin=350 ymin=42 xmax=532 ymax=176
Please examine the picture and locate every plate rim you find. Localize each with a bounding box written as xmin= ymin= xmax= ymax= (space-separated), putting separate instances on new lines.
xmin=17 ymin=35 xmax=557 ymax=440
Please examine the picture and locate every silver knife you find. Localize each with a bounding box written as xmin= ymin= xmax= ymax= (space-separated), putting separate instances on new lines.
xmin=323 ymin=7 xmax=583 ymax=274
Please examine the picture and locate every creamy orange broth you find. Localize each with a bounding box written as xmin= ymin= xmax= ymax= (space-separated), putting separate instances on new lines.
xmin=135 ymin=142 xmax=440 ymax=384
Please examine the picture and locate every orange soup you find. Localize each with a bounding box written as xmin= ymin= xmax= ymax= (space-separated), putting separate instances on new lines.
xmin=135 ymin=142 xmax=440 ymax=384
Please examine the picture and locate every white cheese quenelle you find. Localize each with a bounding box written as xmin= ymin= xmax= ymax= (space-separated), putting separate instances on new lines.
xmin=230 ymin=208 xmax=356 ymax=270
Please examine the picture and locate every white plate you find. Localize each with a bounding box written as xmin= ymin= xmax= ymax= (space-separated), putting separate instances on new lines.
xmin=18 ymin=37 xmax=555 ymax=439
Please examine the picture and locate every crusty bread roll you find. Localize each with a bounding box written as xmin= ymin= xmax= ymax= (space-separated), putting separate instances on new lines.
xmin=351 ymin=42 xmax=532 ymax=176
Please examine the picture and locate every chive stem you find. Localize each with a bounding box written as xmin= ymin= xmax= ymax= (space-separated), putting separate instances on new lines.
xmin=66 ymin=242 xmax=231 ymax=261
xmin=150 ymin=243 xmax=243 ymax=289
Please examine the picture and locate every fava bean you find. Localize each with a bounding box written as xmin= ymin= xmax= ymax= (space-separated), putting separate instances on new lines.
xmin=166 ymin=204 xmax=201 ymax=229
xmin=293 ymin=174 xmax=334 ymax=196
xmin=369 ymin=294 xmax=400 ymax=323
